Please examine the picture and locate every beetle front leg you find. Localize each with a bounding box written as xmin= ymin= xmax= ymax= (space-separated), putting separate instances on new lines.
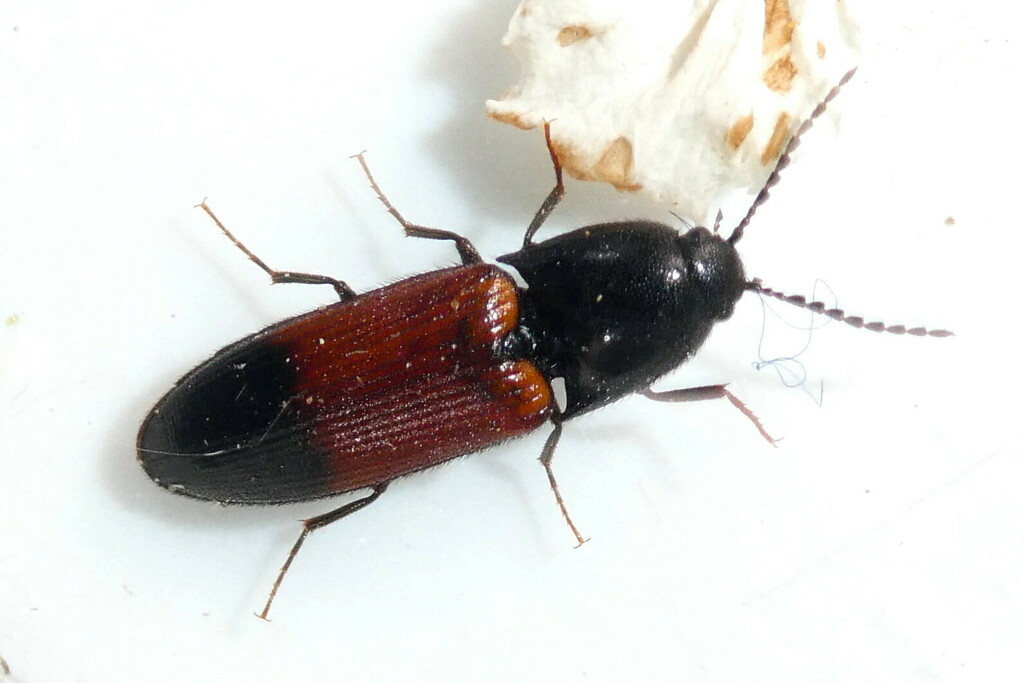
xmin=522 ymin=121 xmax=566 ymax=249
xmin=642 ymin=385 xmax=778 ymax=446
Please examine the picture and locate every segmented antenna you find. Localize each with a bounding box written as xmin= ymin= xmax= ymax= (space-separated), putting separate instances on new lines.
xmin=728 ymin=68 xmax=857 ymax=246
xmin=746 ymin=280 xmax=954 ymax=337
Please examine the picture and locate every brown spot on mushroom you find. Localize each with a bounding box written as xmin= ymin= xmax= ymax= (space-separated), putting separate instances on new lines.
xmin=762 ymin=0 xmax=797 ymax=92
xmin=558 ymin=25 xmax=594 ymax=46
xmin=593 ymin=137 xmax=640 ymax=190
xmin=554 ymin=137 xmax=641 ymax=192
xmin=486 ymin=109 xmax=533 ymax=130
xmin=761 ymin=112 xmax=792 ymax=166
xmin=817 ymin=41 xmax=826 ymax=59
xmin=763 ymin=55 xmax=796 ymax=93
xmin=763 ymin=0 xmax=794 ymax=54
xmin=726 ymin=114 xmax=755 ymax=149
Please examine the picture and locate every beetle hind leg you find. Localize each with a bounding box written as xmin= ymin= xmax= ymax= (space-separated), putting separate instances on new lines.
xmin=258 ymin=482 xmax=390 ymax=620
xmin=197 ymin=201 xmax=356 ymax=301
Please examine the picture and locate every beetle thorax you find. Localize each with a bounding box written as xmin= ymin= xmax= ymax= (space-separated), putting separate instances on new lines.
xmin=498 ymin=221 xmax=745 ymax=418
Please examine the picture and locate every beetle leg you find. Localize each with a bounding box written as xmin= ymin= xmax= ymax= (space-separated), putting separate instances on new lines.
xmin=538 ymin=416 xmax=589 ymax=547
xmin=642 ymin=385 xmax=778 ymax=446
xmin=522 ymin=121 xmax=566 ymax=249
xmin=258 ymin=482 xmax=390 ymax=620
xmin=197 ymin=201 xmax=356 ymax=301
xmin=351 ymin=153 xmax=483 ymax=265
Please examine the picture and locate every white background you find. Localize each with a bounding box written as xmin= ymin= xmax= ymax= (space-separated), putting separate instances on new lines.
xmin=1 ymin=1 xmax=1020 ymax=681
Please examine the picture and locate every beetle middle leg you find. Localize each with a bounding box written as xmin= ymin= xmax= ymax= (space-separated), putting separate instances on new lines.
xmin=259 ymin=482 xmax=390 ymax=620
xmin=351 ymin=153 xmax=482 ymax=265
xmin=522 ymin=121 xmax=566 ymax=249
xmin=539 ymin=415 xmax=589 ymax=547
xmin=198 ymin=201 xmax=356 ymax=302
xmin=642 ymin=385 xmax=778 ymax=445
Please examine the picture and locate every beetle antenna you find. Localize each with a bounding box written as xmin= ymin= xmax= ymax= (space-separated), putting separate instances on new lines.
xmin=728 ymin=68 xmax=857 ymax=246
xmin=746 ymin=279 xmax=954 ymax=337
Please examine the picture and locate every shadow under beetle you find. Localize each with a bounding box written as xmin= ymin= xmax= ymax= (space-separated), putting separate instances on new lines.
xmin=137 ymin=70 xmax=951 ymax=619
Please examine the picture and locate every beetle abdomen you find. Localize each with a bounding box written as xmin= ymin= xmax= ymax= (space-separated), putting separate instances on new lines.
xmin=137 ymin=264 xmax=553 ymax=504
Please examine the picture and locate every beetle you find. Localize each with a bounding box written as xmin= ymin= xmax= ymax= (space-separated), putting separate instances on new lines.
xmin=137 ymin=70 xmax=950 ymax=618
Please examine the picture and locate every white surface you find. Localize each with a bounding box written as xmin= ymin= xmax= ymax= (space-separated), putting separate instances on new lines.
xmin=0 ymin=2 xmax=1019 ymax=682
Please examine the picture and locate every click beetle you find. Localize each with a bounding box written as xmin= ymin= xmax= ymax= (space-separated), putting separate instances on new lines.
xmin=137 ymin=70 xmax=950 ymax=618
